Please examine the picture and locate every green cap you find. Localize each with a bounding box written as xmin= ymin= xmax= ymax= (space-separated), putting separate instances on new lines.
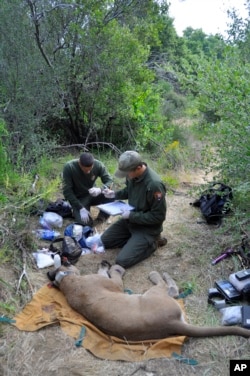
xmin=115 ymin=151 xmax=142 ymax=178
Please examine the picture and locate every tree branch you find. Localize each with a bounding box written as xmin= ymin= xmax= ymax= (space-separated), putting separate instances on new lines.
xmin=26 ymin=0 xmax=53 ymax=68
xmin=51 ymin=142 xmax=121 ymax=154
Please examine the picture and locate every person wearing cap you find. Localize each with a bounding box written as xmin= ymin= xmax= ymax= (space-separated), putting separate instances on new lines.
xmin=101 ymin=150 xmax=167 ymax=268
xmin=62 ymin=152 xmax=114 ymax=226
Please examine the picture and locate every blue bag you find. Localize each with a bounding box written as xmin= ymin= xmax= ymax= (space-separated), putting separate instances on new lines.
xmin=64 ymin=223 xmax=93 ymax=248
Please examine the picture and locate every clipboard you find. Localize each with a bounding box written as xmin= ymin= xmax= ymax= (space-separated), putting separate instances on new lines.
xmin=97 ymin=201 xmax=135 ymax=216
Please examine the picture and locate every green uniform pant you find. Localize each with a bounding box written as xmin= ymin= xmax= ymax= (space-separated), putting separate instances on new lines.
xmin=101 ymin=218 xmax=158 ymax=268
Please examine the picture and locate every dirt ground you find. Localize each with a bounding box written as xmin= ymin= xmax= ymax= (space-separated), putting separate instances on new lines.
xmin=0 ymin=170 xmax=249 ymax=376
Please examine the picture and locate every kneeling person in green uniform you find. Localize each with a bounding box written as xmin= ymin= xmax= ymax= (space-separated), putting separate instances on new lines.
xmin=63 ymin=152 xmax=114 ymax=226
xmin=101 ymin=151 xmax=167 ymax=268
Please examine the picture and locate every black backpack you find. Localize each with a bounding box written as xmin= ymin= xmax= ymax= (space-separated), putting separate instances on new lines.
xmin=49 ymin=236 xmax=82 ymax=265
xmin=190 ymin=182 xmax=233 ymax=225
xmin=45 ymin=199 xmax=73 ymax=218
xmin=49 ymin=224 xmax=93 ymax=265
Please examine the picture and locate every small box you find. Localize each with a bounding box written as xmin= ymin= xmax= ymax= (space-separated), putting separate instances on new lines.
xmin=235 ymin=269 xmax=250 ymax=281
xmin=215 ymin=280 xmax=241 ymax=301
xmin=229 ymin=273 xmax=250 ymax=292
xmin=241 ymin=305 xmax=250 ymax=329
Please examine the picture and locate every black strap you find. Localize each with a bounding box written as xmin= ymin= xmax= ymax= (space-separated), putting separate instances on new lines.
xmin=49 ymin=237 xmax=64 ymax=253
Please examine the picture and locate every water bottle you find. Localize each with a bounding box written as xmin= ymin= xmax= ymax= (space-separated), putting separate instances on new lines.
xmin=32 ymin=229 xmax=60 ymax=241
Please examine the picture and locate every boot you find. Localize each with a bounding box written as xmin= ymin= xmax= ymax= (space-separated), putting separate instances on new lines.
xmin=157 ymin=235 xmax=168 ymax=247
xmin=93 ymin=212 xmax=110 ymax=226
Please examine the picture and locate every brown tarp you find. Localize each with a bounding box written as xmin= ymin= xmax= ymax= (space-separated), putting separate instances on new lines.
xmin=13 ymin=284 xmax=187 ymax=361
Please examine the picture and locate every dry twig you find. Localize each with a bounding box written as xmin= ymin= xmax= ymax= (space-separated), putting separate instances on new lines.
xmin=15 ymin=238 xmax=34 ymax=295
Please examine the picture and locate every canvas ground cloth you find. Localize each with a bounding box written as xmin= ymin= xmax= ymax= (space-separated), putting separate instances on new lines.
xmin=13 ymin=284 xmax=187 ymax=361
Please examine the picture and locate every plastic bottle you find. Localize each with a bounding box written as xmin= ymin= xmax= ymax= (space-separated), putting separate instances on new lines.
xmin=32 ymin=229 xmax=60 ymax=241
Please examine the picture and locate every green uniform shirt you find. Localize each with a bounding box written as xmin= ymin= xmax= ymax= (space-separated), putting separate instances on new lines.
xmin=115 ymin=165 xmax=167 ymax=235
xmin=63 ymin=159 xmax=113 ymax=210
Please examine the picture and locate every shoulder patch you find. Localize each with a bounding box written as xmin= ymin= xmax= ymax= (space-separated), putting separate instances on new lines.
xmin=154 ymin=191 xmax=163 ymax=201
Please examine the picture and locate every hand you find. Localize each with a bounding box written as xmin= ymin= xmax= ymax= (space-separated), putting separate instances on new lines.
xmin=103 ymin=188 xmax=115 ymax=199
xmin=121 ymin=210 xmax=130 ymax=219
xmin=88 ymin=187 xmax=102 ymax=197
xmin=80 ymin=207 xmax=90 ymax=224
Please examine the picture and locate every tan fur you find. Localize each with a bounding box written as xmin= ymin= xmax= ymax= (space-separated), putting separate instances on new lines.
xmin=49 ymin=261 xmax=250 ymax=341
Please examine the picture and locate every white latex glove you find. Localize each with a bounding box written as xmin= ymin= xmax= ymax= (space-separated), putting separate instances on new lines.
xmin=103 ymin=188 xmax=115 ymax=199
xmin=121 ymin=210 xmax=130 ymax=219
xmin=88 ymin=187 xmax=102 ymax=197
xmin=80 ymin=207 xmax=90 ymax=224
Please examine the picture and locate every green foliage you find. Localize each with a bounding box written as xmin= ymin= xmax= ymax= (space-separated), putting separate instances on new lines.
xmin=161 ymin=174 xmax=179 ymax=190
xmin=0 ymin=301 xmax=16 ymax=314
xmin=161 ymin=90 xmax=187 ymax=120
xmin=0 ymin=246 xmax=12 ymax=264
xmin=183 ymin=27 xmax=226 ymax=58
xmin=133 ymin=77 xmax=188 ymax=151
xmin=162 ymin=141 xmax=188 ymax=170
xmin=0 ymin=119 xmax=8 ymax=194
xmin=6 ymin=0 xmax=165 ymax=148
xmin=231 ymin=182 xmax=250 ymax=213
xmin=0 ymin=119 xmax=23 ymax=204
xmin=179 ymin=280 xmax=196 ymax=293
xmin=182 ymin=47 xmax=250 ymax=214
xmin=0 ymin=119 xmax=9 ymax=184
xmin=0 ymin=0 xmax=184 ymax=159
xmin=0 ymin=154 xmax=64 ymax=222
xmin=0 ymin=0 xmax=58 ymax=170
xmin=132 ymin=84 xmax=165 ymax=149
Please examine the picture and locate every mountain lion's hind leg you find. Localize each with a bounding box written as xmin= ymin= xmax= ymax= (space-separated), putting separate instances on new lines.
xmin=162 ymin=272 xmax=179 ymax=298
xmin=148 ymin=271 xmax=166 ymax=287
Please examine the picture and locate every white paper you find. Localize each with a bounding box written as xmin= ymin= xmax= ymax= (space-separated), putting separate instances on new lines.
xmin=97 ymin=201 xmax=135 ymax=216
